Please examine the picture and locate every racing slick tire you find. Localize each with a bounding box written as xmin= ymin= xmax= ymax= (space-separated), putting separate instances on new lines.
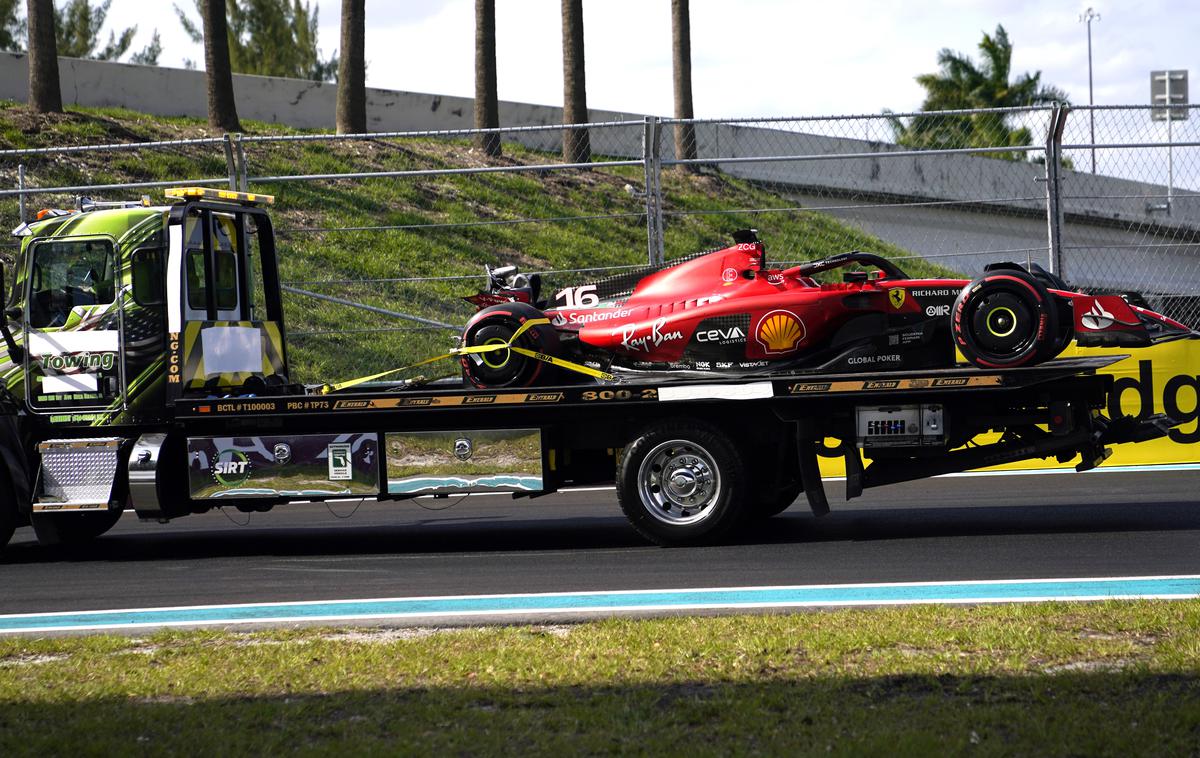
xmin=460 ymin=303 xmax=561 ymax=389
xmin=617 ymin=421 xmax=748 ymax=546
xmin=953 ymin=269 xmax=1060 ymax=369
xmin=30 ymin=507 xmax=123 ymax=547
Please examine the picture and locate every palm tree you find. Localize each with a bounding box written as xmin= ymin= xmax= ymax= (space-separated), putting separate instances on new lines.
xmin=336 ymin=0 xmax=366 ymax=134
xmin=473 ymin=0 xmax=500 ymax=156
xmin=561 ymin=0 xmax=589 ymax=163
xmin=671 ymin=0 xmax=696 ymax=168
xmin=202 ymin=0 xmax=240 ymax=132
xmin=26 ymin=0 xmax=62 ymax=113
xmin=893 ymin=25 xmax=1067 ymax=158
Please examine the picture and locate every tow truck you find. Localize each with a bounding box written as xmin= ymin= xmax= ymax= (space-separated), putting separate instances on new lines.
xmin=0 ymin=189 xmax=1180 ymax=550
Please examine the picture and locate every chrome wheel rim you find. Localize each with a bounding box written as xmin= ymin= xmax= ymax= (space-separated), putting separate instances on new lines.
xmin=636 ymin=439 xmax=721 ymax=526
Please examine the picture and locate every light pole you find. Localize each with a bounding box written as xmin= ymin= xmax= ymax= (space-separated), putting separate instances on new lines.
xmin=1080 ymin=7 xmax=1100 ymax=173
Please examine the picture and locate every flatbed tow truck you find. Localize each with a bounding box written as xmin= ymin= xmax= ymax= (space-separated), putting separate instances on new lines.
xmin=0 ymin=189 xmax=1179 ymax=550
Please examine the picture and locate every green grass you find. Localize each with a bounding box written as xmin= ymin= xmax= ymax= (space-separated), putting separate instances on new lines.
xmin=0 ymin=601 xmax=1198 ymax=755
xmin=0 ymin=102 xmax=959 ymax=384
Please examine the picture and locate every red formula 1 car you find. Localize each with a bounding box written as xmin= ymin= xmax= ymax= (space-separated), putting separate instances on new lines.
xmin=459 ymin=230 xmax=1193 ymax=388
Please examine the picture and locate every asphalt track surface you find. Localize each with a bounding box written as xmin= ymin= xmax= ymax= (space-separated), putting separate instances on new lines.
xmin=2 ymin=470 xmax=1198 ymax=618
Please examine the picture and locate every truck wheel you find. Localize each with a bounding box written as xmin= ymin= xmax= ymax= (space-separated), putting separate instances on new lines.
xmin=461 ymin=304 xmax=559 ymax=389
xmin=953 ymin=270 xmax=1060 ymax=369
xmin=617 ymin=421 xmax=747 ymax=546
xmin=30 ymin=508 xmax=123 ymax=547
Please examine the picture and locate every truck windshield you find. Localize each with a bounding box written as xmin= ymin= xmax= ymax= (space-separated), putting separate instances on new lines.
xmin=28 ymin=239 xmax=115 ymax=328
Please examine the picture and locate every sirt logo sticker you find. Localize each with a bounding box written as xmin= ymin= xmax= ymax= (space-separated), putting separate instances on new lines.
xmin=212 ymin=449 xmax=251 ymax=488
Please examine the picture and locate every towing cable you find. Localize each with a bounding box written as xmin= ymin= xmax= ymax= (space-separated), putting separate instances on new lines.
xmin=318 ymin=318 xmax=616 ymax=394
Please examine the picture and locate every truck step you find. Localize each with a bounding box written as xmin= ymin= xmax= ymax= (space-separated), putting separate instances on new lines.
xmin=34 ymin=438 xmax=123 ymax=512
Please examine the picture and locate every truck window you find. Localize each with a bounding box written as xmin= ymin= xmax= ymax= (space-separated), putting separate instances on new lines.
xmin=186 ymin=249 xmax=239 ymax=311
xmin=28 ymin=239 xmax=115 ymax=329
xmin=184 ymin=213 xmax=241 ymax=316
xmin=131 ymin=248 xmax=165 ymax=306
xmin=246 ymin=218 xmax=266 ymax=321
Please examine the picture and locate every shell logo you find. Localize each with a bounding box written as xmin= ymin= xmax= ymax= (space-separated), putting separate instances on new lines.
xmin=755 ymin=310 xmax=806 ymax=354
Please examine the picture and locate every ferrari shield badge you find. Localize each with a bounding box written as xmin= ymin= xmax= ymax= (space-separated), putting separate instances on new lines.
xmin=888 ymin=288 xmax=906 ymax=309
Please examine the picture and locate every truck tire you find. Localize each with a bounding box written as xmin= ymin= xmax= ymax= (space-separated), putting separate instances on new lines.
xmin=617 ymin=421 xmax=747 ymax=546
xmin=30 ymin=508 xmax=123 ymax=547
xmin=953 ymin=270 xmax=1060 ymax=369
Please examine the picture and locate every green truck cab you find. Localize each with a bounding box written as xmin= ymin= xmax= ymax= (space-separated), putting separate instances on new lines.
xmin=1 ymin=188 xmax=289 ymax=545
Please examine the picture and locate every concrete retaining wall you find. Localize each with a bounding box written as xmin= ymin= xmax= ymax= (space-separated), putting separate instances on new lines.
xmin=0 ymin=51 xmax=642 ymax=134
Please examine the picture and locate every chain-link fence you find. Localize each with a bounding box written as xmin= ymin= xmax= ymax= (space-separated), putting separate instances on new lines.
xmin=2 ymin=105 xmax=1198 ymax=382
xmin=1058 ymin=105 xmax=1200 ymax=323
xmin=659 ymin=108 xmax=1057 ymax=280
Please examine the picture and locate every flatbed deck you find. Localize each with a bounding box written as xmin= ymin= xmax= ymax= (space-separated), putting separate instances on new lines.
xmin=173 ymin=356 xmax=1124 ymax=421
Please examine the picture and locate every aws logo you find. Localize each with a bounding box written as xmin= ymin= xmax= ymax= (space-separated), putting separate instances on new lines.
xmin=756 ymin=310 xmax=805 ymax=354
xmin=212 ymin=449 xmax=251 ymax=487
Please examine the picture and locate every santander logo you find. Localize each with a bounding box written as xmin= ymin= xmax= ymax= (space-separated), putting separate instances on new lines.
xmin=1081 ymin=300 xmax=1115 ymax=330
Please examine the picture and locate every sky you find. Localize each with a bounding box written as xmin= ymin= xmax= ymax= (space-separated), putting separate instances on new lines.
xmin=104 ymin=0 xmax=1195 ymax=119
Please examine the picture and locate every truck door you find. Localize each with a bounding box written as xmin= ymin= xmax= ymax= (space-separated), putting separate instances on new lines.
xmin=22 ymin=236 xmax=125 ymax=414
xmin=167 ymin=201 xmax=287 ymax=395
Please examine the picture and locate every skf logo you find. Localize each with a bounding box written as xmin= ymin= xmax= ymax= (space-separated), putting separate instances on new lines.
xmin=888 ymin=289 xmax=906 ymax=309
xmin=756 ymin=310 xmax=805 ymax=355
xmin=212 ymin=449 xmax=251 ymax=488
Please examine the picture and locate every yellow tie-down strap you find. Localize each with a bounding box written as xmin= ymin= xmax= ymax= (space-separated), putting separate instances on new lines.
xmin=319 ymin=318 xmax=615 ymax=394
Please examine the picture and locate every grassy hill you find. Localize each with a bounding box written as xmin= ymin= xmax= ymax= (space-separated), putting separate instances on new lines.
xmin=0 ymin=103 xmax=955 ymax=384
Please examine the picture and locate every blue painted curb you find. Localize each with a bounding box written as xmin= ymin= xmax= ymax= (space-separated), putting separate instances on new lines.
xmin=2 ymin=576 xmax=1198 ymax=634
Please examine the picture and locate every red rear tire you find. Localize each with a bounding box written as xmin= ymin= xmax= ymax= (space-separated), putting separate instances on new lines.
xmin=460 ymin=304 xmax=559 ymax=389
xmin=953 ymin=271 xmax=1060 ymax=368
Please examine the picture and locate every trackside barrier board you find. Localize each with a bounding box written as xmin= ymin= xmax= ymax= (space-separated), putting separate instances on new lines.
xmin=818 ymin=338 xmax=1200 ymax=478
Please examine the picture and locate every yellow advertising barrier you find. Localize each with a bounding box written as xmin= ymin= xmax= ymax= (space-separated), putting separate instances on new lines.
xmin=818 ymin=337 xmax=1200 ymax=477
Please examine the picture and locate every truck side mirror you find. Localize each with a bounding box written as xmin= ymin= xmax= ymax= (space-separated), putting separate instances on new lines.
xmin=0 ymin=266 xmax=24 ymax=363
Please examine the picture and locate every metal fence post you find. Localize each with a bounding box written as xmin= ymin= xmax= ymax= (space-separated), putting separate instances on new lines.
xmin=642 ymin=117 xmax=665 ymax=265
xmin=17 ymin=164 xmax=26 ymax=224
xmin=1043 ymin=105 xmax=1069 ymax=278
xmin=233 ymin=134 xmax=249 ymax=192
xmin=222 ymin=133 xmax=238 ymax=190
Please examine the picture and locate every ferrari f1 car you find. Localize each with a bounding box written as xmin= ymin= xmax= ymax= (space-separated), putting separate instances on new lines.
xmin=459 ymin=230 xmax=1193 ymax=388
